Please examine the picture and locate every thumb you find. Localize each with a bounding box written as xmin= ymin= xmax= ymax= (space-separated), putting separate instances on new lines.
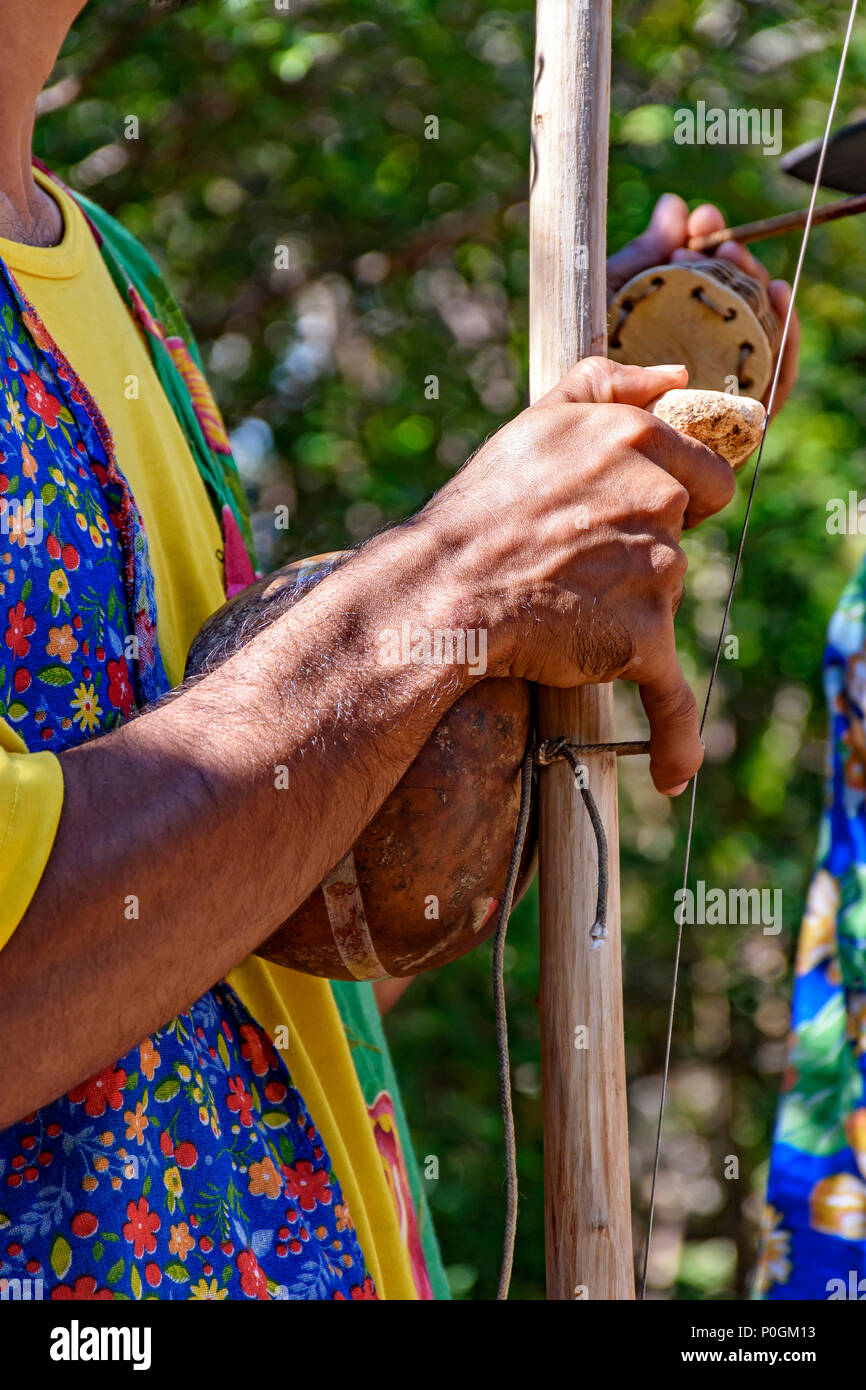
xmin=537 ymin=356 xmax=688 ymax=410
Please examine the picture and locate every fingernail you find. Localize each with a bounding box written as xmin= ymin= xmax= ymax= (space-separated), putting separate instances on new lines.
xmin=646 ymin=364 xmax=687 ymax=373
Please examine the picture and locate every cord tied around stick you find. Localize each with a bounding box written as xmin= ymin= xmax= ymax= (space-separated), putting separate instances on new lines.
xmin=535 ymin=735 xmax=650 ymax=948
xmin=493 ymin=731 xmax=650 ymax=1297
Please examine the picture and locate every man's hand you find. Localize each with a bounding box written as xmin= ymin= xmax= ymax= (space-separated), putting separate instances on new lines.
xmin=420 ymin=357 xmax=734 ymax=796
xmin=1 ymin=356 xmax=735 ymax=1123
xmin=607 ymin=193 xmax=800 ymax=416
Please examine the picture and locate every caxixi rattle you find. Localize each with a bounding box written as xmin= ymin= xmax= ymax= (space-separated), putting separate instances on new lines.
xmin=608 ymin=256 xmax=780 ymax=467
xmin=607 ymin=138 xmax=866 ymax=466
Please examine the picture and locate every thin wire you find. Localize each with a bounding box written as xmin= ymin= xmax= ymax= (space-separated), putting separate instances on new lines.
xmin=639 ymin=0 xmax=861 ymax=1301
xmin=493 ymin=740 xmax=535 ymax=1299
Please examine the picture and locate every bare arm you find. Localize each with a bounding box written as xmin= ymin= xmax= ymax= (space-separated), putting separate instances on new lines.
xmin=374 ymin=977 xmax=414 ymax=1015
xmin=0 ymin=523 xmax=480 ymax=1126
xmin=0 ymin=359 xmax=734 ymax=1127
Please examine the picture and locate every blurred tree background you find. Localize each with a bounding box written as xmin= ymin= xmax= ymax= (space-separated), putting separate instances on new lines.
xmin=40 ymin=0 xmax=866 ymax=1297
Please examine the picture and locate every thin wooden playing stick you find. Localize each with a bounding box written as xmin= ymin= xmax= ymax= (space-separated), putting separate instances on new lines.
xmin=688 ymin=192 xmax=866 ymax=251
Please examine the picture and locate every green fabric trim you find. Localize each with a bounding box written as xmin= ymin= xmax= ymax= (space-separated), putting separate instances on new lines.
xmin=72 ymin=191 xmax=255 ymax=565
xmin=330 ymin=980 xmax=451 ymax=1300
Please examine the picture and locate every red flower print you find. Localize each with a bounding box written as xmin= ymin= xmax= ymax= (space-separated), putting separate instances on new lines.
xmin=123 ymin=1197 xmax=160 ymax=1259
xmin=106 ymin=658 xmax=134 ymax=717
xmin=333 ymin=1277 xmax=378 ymax=1300
xmin=174 ymin=1141 xmax=198 ymax=1170
xmin=68 ymin=1065 xmax=127 ymax=1118
xmin=51 ymin=1276 xmax=114 ymax=1301
xmin=239 ymin=1023 xmax=277 ymax=1077
xmin=70 ymin=1211 xmax=99 ymax=1239
xmin=226 ymin=1076 xmax=254 ymax=1127
xmin=21 ymin=370 xmax=63 ymax=428
xmin=5 ymin=601 xmax=35 ymax=660
xmin=284 ymin=1160 xmax=332 ymax=1213
xmin=236 ymin=1249 xmax=269 ymax=1300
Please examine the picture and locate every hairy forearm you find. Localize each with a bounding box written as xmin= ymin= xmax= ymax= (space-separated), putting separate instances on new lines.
xmin=0 ymin=521 xmax=489 ymax=1125
xmin=1 ymin=351 xmax=739 ymax=1125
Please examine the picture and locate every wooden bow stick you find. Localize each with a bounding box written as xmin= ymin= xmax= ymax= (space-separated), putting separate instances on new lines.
xmin=530 ymin=0 xmax=633 ymax=1302
xmin=528 ymin=0 xmax=769 ymax=1305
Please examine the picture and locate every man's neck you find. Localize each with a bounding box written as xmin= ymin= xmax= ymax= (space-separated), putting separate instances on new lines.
xmin=0 ymin=174 xmax=63 ymax=250
xmin=0 ymin=2 xmax=84 ymax=247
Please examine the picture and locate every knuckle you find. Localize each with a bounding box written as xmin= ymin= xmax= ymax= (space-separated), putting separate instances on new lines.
xmin=618 ymin=405 xmax=661 ymax=451
xmin=636 ymin=542 xmax=687 ymax=595
xmin=652 ymin=679 xmax=698 ymax=727
xmin=629 ymin=473 xmax=689 ymax=528
xmin=648 ymin=479 xmax=689 ymax=520
xmin=654 ymin=541 xmax=688 ymax=583
xmin=578 ymin=355 xmax=614 ymax=378
xmin=567 ymin=356 xmax=616 ymax=400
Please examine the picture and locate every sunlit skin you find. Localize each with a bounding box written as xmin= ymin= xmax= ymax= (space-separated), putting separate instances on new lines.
xmin=0 ymin=2 xmax=87 ymax=246
xmin=0 ymin=4 xmax=799 ymax=1125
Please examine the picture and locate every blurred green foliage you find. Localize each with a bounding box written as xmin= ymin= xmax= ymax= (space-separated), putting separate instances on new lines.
xmin=41 ymin=0 xmax=866 ymax=1298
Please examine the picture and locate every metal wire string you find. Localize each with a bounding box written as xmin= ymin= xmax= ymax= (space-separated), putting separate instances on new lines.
xmin=639 ymin=0 xmax=862 ymax=1300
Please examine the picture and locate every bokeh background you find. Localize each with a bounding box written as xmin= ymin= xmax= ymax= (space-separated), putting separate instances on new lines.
xmin=40 ymin=0 xmax=866 ymax=1297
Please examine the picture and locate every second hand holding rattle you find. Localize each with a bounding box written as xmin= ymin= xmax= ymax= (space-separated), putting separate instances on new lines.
xmin=608 ymin=254 xmax=778 ymax=467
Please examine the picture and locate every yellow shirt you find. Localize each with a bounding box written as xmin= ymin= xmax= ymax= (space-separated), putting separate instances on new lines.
xmin=0 ymin=169 xmax=420 ymax=1299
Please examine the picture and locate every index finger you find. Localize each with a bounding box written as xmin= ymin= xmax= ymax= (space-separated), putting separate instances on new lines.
xmin=682 ymin=203 xmax=773 ymax=284
xmin=638 ymin=410 xmax=736 ymax=528
xmin=636 ymin=634 xmax=704 ymax=794
xmin=686 ymin=203 xmax=727 ymax=239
